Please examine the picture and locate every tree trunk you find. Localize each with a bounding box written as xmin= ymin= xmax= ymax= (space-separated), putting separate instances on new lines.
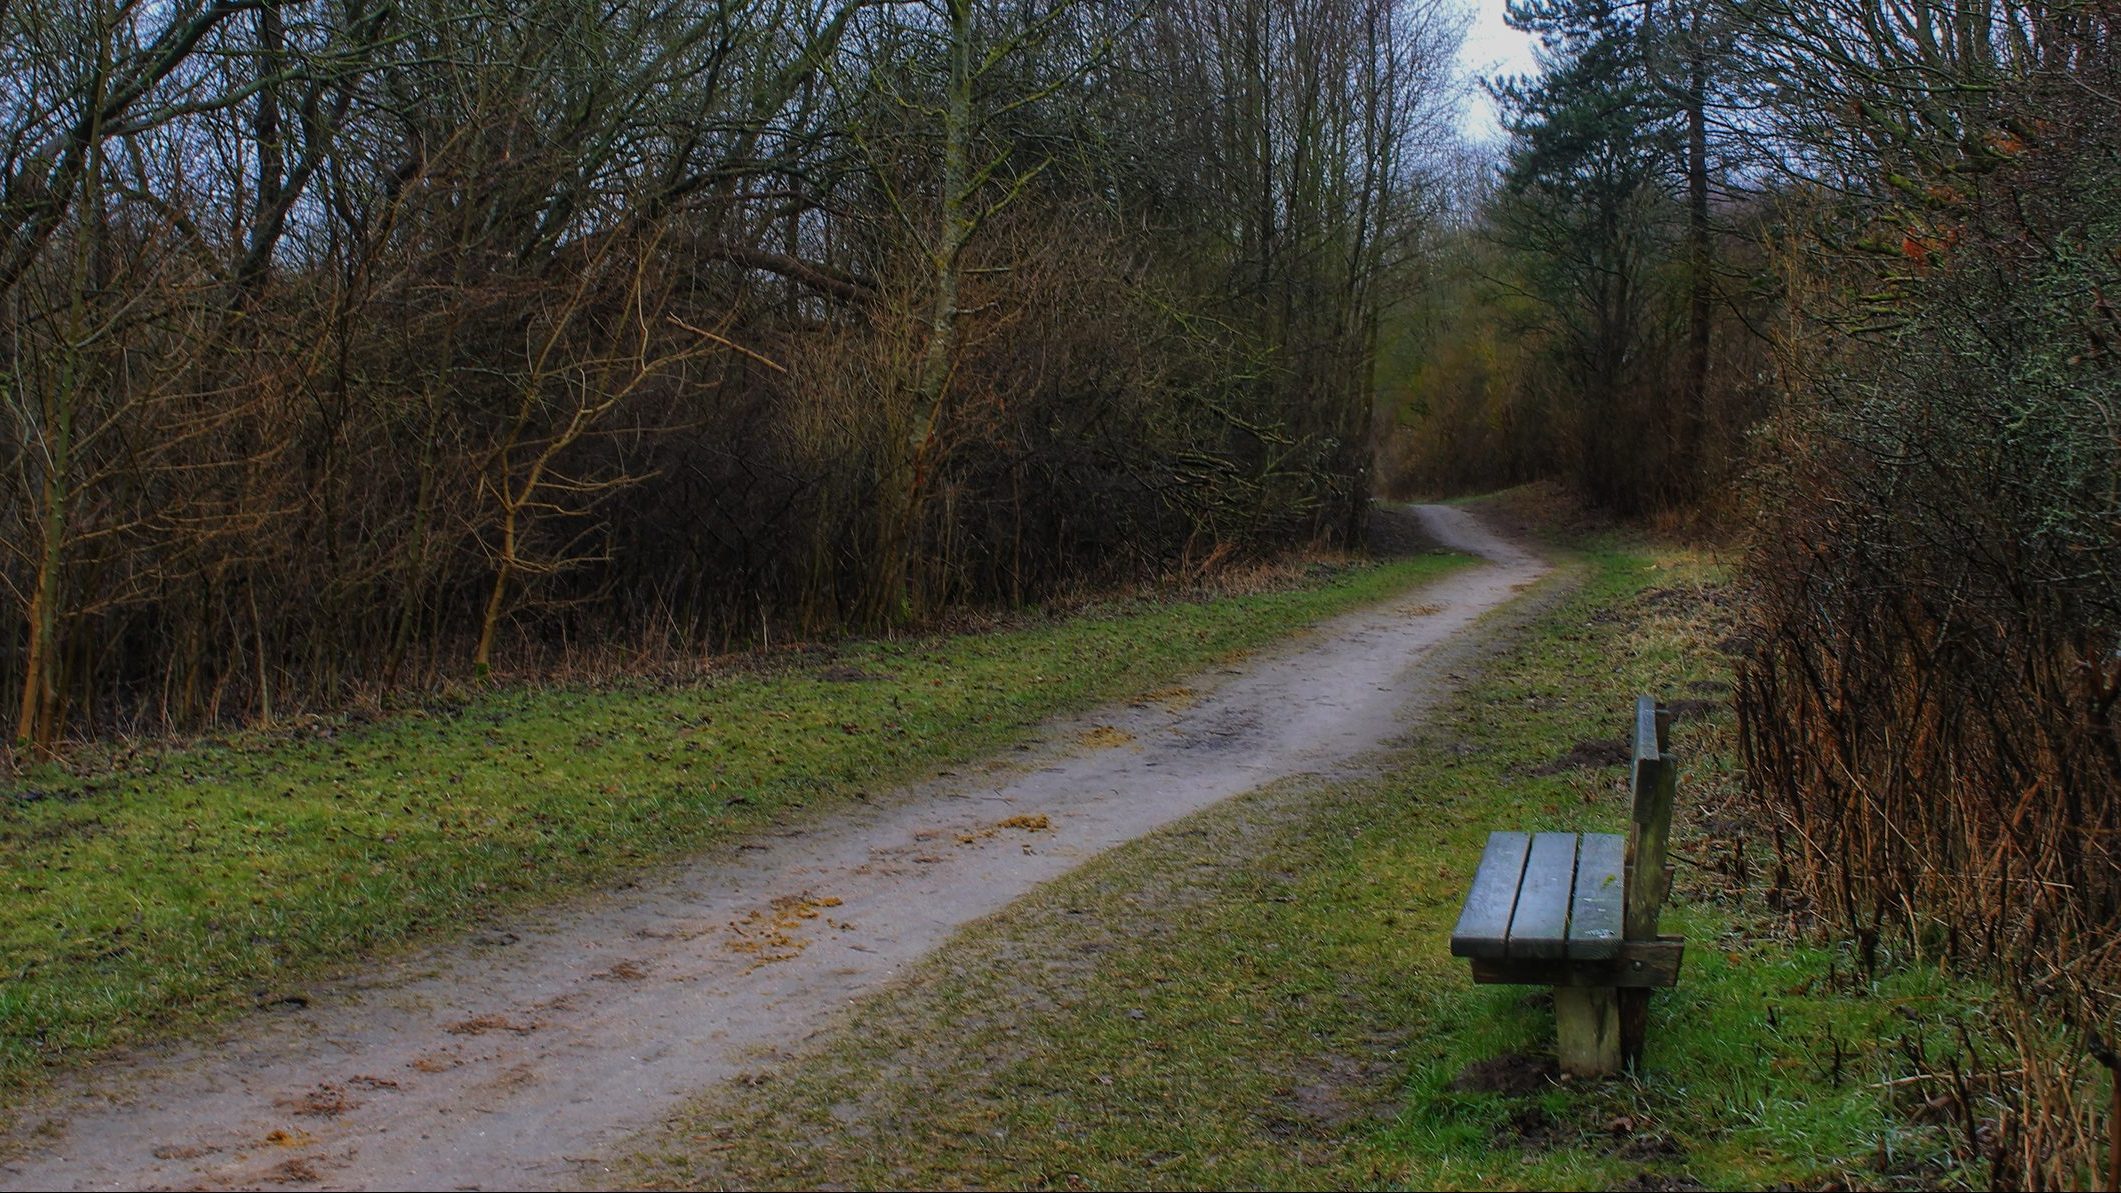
xmin=873 ymin=0 xmax=975 ymax=627
xmin=1681 ymin=58 xmax=1712 ymax=500
xmin=473 ymin=549 xmax=512 ymax=681
xmin=13 ymin=18 xmax=106 ymax=752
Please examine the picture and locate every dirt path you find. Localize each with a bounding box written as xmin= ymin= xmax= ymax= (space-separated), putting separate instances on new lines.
xmin=0 ymin=505 xmax=1547 ymax=1193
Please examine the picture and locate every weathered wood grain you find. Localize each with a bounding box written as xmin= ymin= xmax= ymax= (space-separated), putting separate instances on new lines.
xmin=1449 ymin=831 xmax=1531 ymax=959
xmin=1505 ymin=832 xmax=1579 ymax=961
xmin=1566 ymin=832 xmax=1626 ymax=960
xmin=1555 ymin=986 xmax=1621 ymax=1077
xmin=1468 ymin=936 xmax=1685 ymax=988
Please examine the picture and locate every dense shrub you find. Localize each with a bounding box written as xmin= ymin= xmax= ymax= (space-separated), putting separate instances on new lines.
xmin=1735 ymin=12 xmax=2121 ymax=1181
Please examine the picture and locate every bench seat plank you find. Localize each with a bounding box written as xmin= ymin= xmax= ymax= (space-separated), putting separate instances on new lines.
xmin=1449 ymin=831 xmax=1531 ymax=959
xmin=1505 ymin=832 xmax=1579 ymax=961
xmin=1565 ymin=832 xmax=1626 ymax=960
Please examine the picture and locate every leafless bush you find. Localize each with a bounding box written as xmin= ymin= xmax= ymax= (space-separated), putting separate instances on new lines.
xmin=1734 ymin=8 xmax=2121 ymax=1182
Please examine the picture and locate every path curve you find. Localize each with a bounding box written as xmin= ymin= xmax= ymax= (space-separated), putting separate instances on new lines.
xmin=0 ymin=505 xmax=1546 ymax=1192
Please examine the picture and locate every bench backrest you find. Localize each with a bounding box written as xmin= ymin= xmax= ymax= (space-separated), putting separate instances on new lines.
xmin=1624 ymin=695 xmax=1676 ymax=941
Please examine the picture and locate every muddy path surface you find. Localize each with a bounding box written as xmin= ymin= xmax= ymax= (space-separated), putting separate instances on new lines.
xmin=0 ymin=505 xmax=1548 ymax=1192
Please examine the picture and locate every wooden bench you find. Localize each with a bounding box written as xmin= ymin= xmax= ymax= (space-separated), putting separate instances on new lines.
xmin=1449 ymin=696 xmax=1686 ymax=1077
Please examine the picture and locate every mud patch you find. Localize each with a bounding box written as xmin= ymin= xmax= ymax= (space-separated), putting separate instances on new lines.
xmin=1528 ymin=738 xmax=1630 ymax=775
xmin=1712 ymin=634 xmax=1753 ymax=657
xmin=275 ymin=1082 xmax=359 ymax=1118
xmin=445 ymin=1013 xmax=541 ymax=1037
xmin=260 ymin=1127 xmax=313 ymax=1147
xmin=1265 ymin=1052 xmax=1396 ymax=1137
xmin=594 ymin=960 xmax=651 ymax=982
xmin=725 ymin=892 xmax=845 ymax=968
xmin=1078 ymin=725 xmax=1136 ymax=749
xmin=476 ymin=1063 xmax=539 ymax=1095
xmin=954 ymin=813 xmax=1054 ymax=846
xmin=1613 ymin=1131 xmax=1687 ymax=1162
xmin=1172 ymin=707 xmax=1258 ymax=753
xmin=261 ymin=1155 xmax=324 ymax=1183
xmin=1661 ymin=698 xmax=1719 ymax=725
xmin=1448 ymin=1052 xmax=1556 ymax=1095
xmin=0 ymin=811 xmax=105 ymax=851
xmin=408 ymin=1051 xmax=462 ymax=1074
xmin=818 ymin=665 xmax=887 ymax=683
xmin=1492 ymin=1104 xmax=1567 ymax=1152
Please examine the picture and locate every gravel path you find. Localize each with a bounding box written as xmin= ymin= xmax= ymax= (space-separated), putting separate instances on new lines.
xmin=0 ymin=504 xmax=1547 ymax=1192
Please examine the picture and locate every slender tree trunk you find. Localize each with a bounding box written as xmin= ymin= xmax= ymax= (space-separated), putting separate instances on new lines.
xmin=875 ymin=0 xmax=974 ymax=627
xmin=473 ymin=548 xmax=512 ymax=680
xmin=15 ymin=313 xmax=86 ymax=747
xmin=14 ymin=11 xmax=108 ymax=752
xmin=389 ymin=384 xmax=447 ymax=683
xmin=16 ymin=473 xmax=68 ymax=751
xmin=1681 ymin=58 xmax=1712 ymax=499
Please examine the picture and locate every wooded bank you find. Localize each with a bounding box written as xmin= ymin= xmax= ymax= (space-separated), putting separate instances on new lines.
xmin=0 ymin=0 xmax=1463 ymax=750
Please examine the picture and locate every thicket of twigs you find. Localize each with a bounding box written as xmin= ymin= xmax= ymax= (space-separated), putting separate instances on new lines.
xmin=0 ymin=0 xmax=1461 ymax=753
xmin=1395 ymin=0 xmax=2118 ymax=1179
xmin=1733 ymin=6 xmax=2120 ymax=1185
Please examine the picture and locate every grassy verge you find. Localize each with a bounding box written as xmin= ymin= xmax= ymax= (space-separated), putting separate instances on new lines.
xmin=0 ymin=552 xmax=1468 ymax=1097
xmin=620 ymin=538 xmax=1991 ymax=1191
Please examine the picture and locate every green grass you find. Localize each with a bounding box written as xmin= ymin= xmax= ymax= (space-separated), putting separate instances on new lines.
xmin=0 ymin=552 xmax=1468 ymax=1096
xmin=620 ymin=540 xmax=1991 ymax=1191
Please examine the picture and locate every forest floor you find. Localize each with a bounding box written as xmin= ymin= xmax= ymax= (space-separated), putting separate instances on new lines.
xmin=0 ymin=504 xmax=1552 ymax=1191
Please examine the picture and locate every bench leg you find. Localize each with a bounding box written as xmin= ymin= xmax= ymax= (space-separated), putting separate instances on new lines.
xmin=1554 ymin=986 xmax=1621 ymax=1077
xmin=1620 ymin=987 xmax=1648 ymax=1072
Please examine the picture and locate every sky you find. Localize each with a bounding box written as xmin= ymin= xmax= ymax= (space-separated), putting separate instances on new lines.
xmin=1456 ymin=0 xmax=1541 ymax=144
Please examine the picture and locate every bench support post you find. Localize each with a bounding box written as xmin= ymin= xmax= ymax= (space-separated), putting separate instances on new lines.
xmin=1622 ymin=698 xmax=1678 ymax=1072
xmin=1554 ymin=986 xmax=1621 ymax=1077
